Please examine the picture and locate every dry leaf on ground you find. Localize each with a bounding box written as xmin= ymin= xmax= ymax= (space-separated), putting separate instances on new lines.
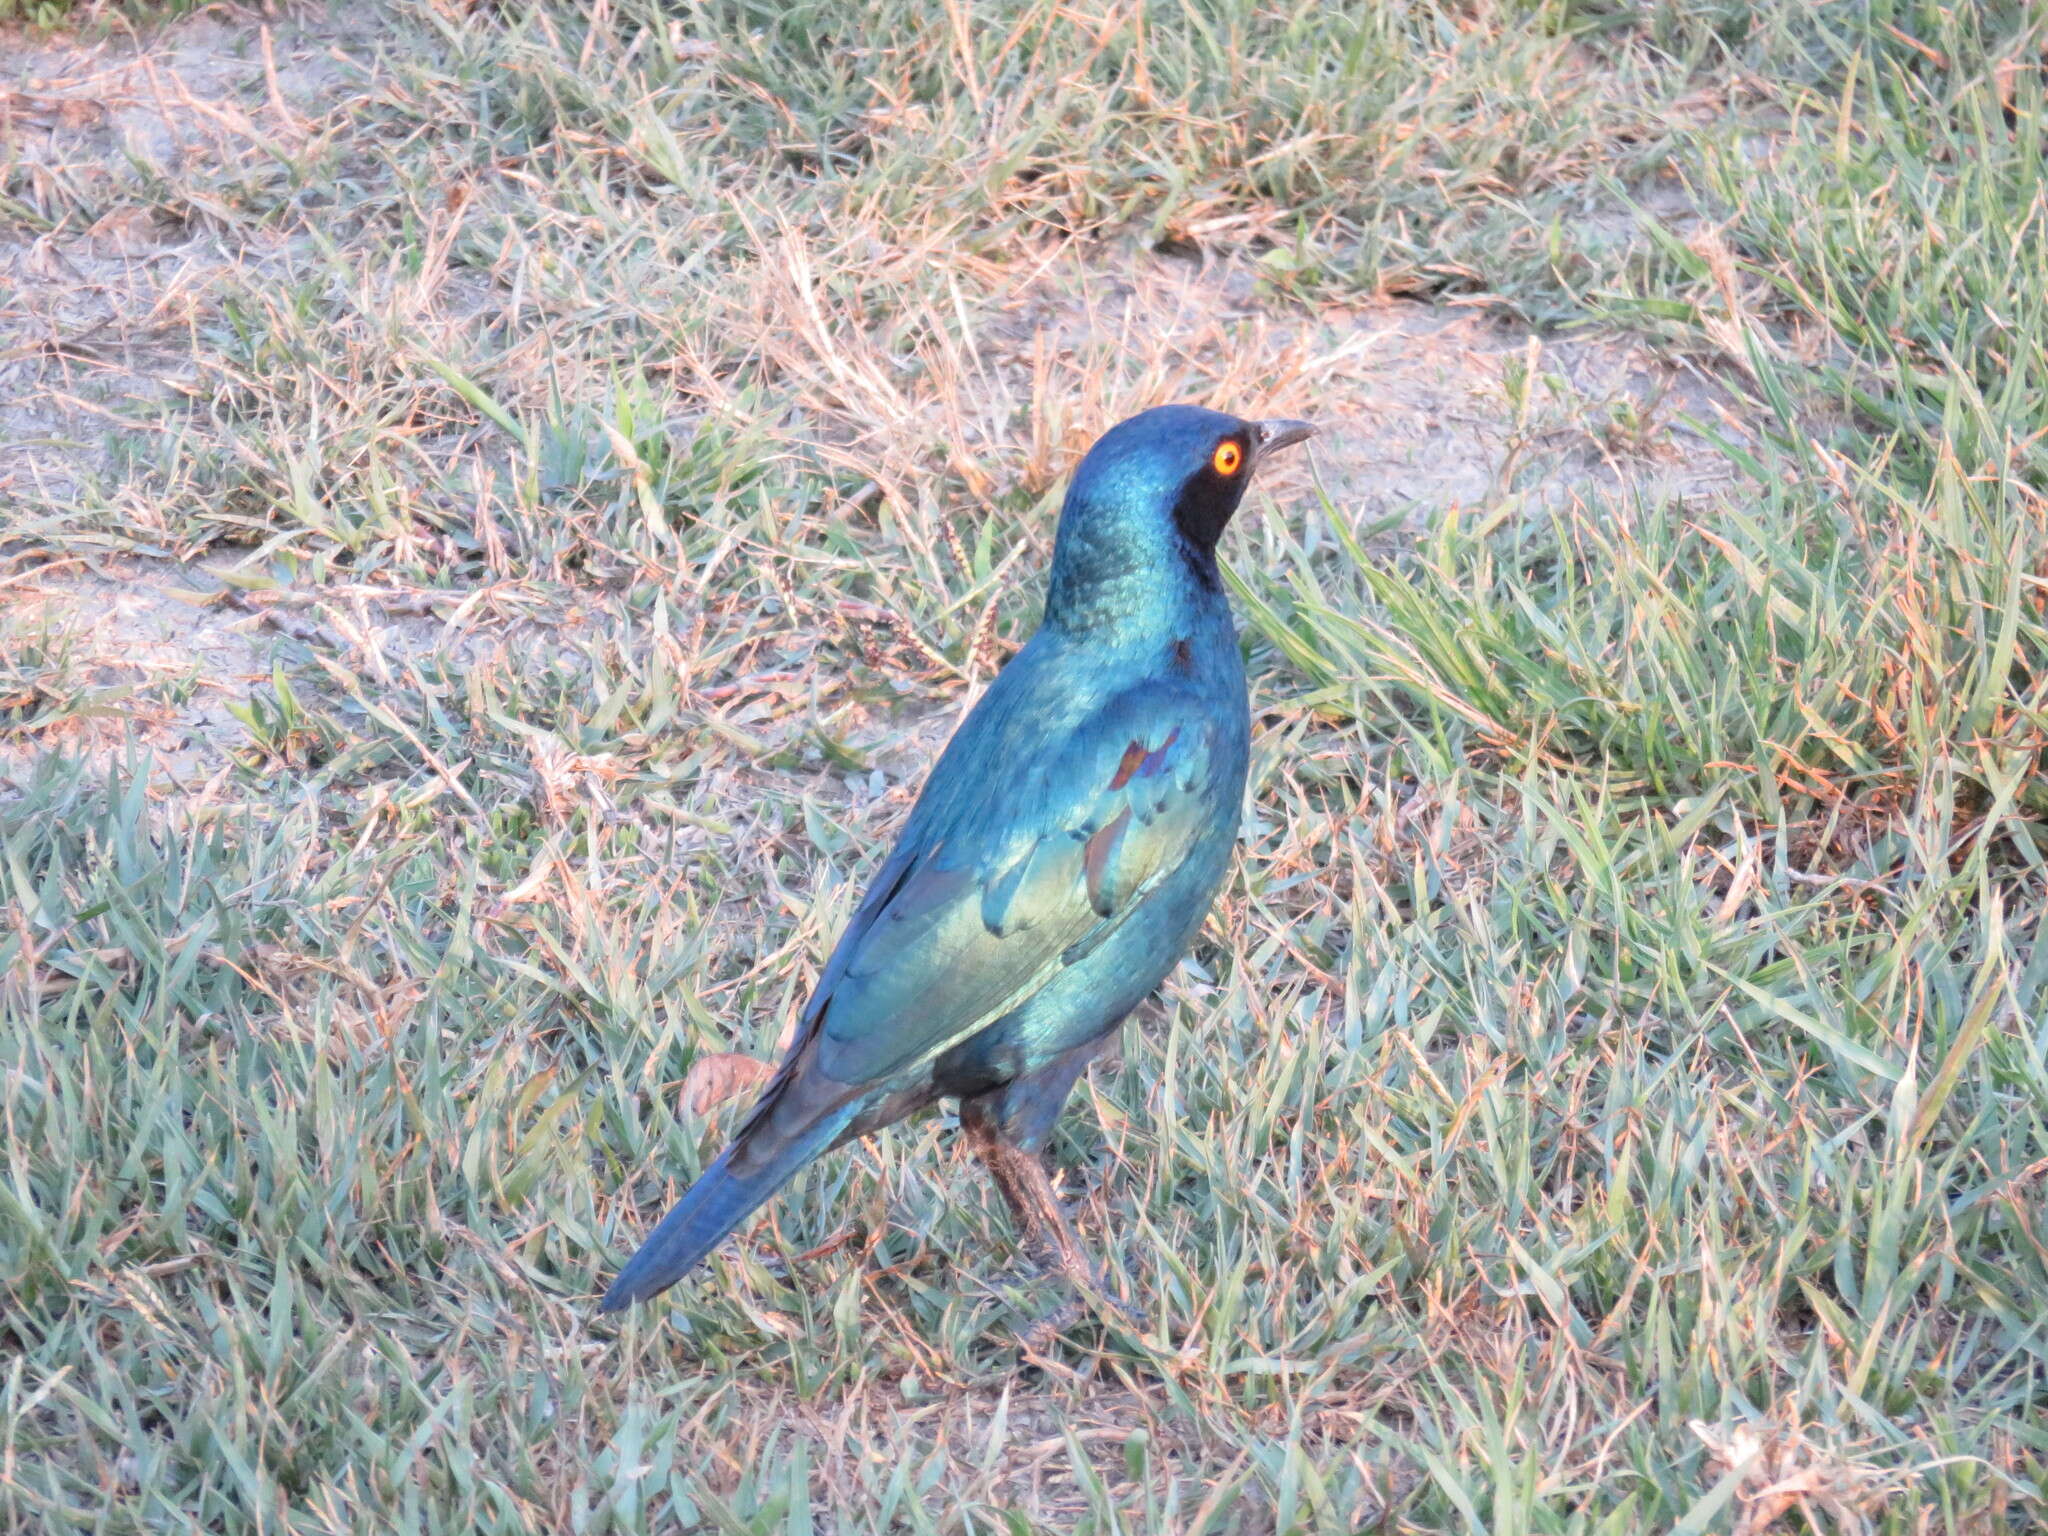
xmin=682 ymin=1051 xmax=775 ymax=1114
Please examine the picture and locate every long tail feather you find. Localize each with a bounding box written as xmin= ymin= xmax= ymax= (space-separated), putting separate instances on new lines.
xmin=598 ymin=1103 xmax=856 ymax=1312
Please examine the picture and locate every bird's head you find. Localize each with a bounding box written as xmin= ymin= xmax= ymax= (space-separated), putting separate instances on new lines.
xmin=1046 ymin=405 xmax=1315 ymax=633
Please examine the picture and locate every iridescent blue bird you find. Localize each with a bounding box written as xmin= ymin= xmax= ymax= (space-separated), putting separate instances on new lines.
xmin=601 ymin=405 xmax=1314 ymax=1313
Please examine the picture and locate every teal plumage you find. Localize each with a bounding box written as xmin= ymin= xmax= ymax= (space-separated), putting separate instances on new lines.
xmin=601 ymin=405 xmax=1314 ymax=1312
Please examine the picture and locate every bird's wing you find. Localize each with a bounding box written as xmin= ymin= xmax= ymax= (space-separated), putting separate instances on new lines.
xmin=804 ymin=679 xmax=1230 ymax=1084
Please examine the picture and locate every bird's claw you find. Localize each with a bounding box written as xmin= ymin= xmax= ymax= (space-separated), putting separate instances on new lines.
xmin=1017 ymin=1296 xmax=1087 ymax=1355
xmin=1016 ymin=1289 xmax=1140 ymax=1355
xmin=1008 ymin=1256 xmax=1142 ymax=1356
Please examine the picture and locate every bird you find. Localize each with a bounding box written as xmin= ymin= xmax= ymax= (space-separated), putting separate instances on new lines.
xmin=600 ymin=404 xmax=1315 ymax=1315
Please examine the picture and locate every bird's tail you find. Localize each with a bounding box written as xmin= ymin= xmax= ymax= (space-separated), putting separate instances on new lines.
xmin=598 ymin=1094 xmax=859 ymax=1312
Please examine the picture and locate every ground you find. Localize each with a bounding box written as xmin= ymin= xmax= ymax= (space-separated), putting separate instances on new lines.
xmin=3 ymin=3 xmax=2045 ymax=1533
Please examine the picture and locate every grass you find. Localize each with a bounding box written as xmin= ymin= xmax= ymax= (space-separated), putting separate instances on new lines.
xmin=3 ymin=0 xmax=2047 ymax=1530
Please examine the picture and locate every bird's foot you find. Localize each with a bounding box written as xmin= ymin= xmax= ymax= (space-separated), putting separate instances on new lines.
xmin=1008 ymin=1239 xmax=1142 ymax=1350
xmin=1011 ymin=1284 xmax=1143 ymax=1359
xmin=1076 ymin=1273 xmax=1144 ymax=1335
xmin=1016 ymin=1294 xmax=1088 ymax=1355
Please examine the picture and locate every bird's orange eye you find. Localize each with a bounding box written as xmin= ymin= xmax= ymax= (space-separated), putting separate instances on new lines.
xmin=1212 ymin=440 xmax=1244 ymax=476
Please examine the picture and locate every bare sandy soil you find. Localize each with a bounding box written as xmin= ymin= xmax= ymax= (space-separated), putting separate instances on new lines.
xmin=3 ymin=7 xmax=1737 ymax=785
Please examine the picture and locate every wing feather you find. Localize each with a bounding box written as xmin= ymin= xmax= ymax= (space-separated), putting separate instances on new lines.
xmin=807 ymin=681 xmax=1224 ymax=1084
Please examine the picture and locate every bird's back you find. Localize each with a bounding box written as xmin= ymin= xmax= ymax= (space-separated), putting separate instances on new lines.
xmin=898 ymin=611 xmax=1247 ymax=861
xmin=811 ymin=609 xmax=1249 ymax=1093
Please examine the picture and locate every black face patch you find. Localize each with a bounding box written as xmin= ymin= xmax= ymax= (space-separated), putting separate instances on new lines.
xmin=1169 ymin=432 xmax=1253 ymax=575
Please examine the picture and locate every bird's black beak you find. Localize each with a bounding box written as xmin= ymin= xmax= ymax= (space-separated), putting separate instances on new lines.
xmin=1250 ymin=418 xmax=1316 ymax=465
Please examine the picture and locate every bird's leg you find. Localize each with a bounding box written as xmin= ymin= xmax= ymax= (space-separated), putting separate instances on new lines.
xmin=961 ymin=1101 xmax=1137 ymax=1346
xmin=979 ymin=1131 xmax=1094 ymax=1284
